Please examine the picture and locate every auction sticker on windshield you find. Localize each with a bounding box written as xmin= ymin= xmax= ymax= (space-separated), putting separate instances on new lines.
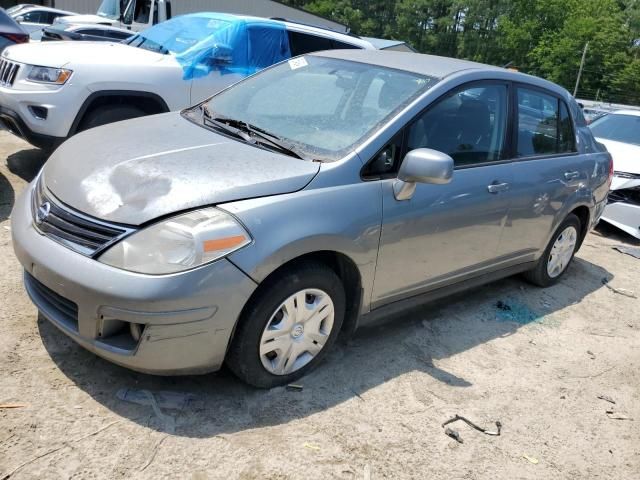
xmin=288 ymin=57 xmax=308 ymax=70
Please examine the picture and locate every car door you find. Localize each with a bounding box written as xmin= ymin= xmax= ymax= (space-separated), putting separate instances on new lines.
xmin=371 ymin=82 xmax=515 ymax=307
xmin=498 ymin=85 xmax=583 ymax=258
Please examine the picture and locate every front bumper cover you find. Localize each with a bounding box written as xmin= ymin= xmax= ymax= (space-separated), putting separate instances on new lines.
xmin=11 ymin=182 xmax=258 ymax=375
xmin=0 ymin=104 xmax=63 ymax=150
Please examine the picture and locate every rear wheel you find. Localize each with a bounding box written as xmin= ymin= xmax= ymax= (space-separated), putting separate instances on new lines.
xmin=227 ymin=262 xmax=345 ymax=388
xmin=524 ymin=214 xmax=581 ymax=287
xmin=78 ymin=105 xmax=146 ymax=132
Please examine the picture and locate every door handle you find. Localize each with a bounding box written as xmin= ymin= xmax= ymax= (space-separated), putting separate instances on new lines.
xmin=564 ymin=171 xmax=580 ymax=180
xmin=487 ymin=182 xmax=510 ymax=194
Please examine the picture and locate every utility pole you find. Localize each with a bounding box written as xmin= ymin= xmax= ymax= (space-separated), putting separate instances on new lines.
xmin=573 ymin=42 xmax=589 ymax=98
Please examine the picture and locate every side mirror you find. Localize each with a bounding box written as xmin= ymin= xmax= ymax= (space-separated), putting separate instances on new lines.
xmin=393 ymin=148 xmax=453 ymax=201
xmin=207 ymin=44 xmax=233 ymax=66
xmin=15 ymin=15 xmax=25 ymax=22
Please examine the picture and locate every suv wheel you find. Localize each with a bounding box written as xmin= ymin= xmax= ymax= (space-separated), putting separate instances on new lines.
xmin=227 ymin=262 xmax=345 ymax=388
xmin=79 ymin=105 xmax=146 ymax=131
xmin=524 ymin=213 xmax=581 ymax=287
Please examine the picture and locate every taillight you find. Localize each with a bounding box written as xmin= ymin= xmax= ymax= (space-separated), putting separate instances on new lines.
xmin=2 ymin=33 xmax=29 ymax=44
xmin=607 ymin=156 xmax=614 ymax=188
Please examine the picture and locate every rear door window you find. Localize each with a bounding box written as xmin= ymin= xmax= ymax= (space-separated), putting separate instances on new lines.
xmin=287 ymin=31 xmax=332 ymax=56
xmin=516 ymin=87 xmax=576 ymax=157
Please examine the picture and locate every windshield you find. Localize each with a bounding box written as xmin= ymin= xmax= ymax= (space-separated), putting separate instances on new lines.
xmin=199 ymin=56 xmax=434 ymax=161
xmin=590 ymin=113 xmax=640 ymax=146
xmin=97 ymin=0 xmax=124 ymax=19
xmin=126 ymin=15 xmax=232 ymax=55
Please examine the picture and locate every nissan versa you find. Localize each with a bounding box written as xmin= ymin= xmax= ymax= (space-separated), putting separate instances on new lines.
xmin=12 ymin=51 xmax=612 ymax=388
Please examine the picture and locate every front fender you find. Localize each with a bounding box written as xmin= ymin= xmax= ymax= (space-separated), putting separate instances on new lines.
xmin=224 ymin=180 xmax=382 ymax=313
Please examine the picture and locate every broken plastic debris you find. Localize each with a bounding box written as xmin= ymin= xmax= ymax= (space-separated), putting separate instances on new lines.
xmin=303 ymin=442 xmax=321 ymax=451
xmin=597 ymin=395 xmax=616 ymax=404
xmin=286 ymin=384 xmax=304 ymax=392
xmin=613 ymin=245 xmax=640 ymax=260
xmin=445 ymin=427 xmax=463 ymax=443
xmin=606 ymin=410 xmax=633 ymax=420
xmin=601 ymin=278 xmax=637 ymax=299
xmin=523 ymin=454 xmax=539 ymax=464
xmin=0 ymin=403 xmax=26 ymax=409
xmin=442 ymin=414 xmax=501 ymax=436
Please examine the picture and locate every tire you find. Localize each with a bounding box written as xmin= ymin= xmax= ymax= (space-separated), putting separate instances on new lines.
xmin=78 ymin=105 xmax=146 ymax=132
xmin=523 ymin=213 xmax=581 ymax=287
xmin=227 ymin=262 xmax=345 ymax=388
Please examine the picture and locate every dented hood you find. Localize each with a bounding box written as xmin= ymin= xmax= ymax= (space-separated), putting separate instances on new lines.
xmin=43 ymin=112 xmax=320 ymax=226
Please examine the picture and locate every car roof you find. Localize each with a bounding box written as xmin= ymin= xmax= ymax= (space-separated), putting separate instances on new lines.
xmin=13 ymin=5 xmax=73 ymax=14
xmin=178 ymin=12 xmax=374 ymax=50
xmin=62 ymin=23 xmax=131 ymax=33
xmin=311 ymin=50 xmax=572 ymax=95
xmin=610 ymin=109 xmax=640 ymax=117
xmin=311 ymin=49 xmax=503 ymax=78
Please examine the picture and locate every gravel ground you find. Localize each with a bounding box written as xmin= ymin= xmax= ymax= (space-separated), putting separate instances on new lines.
xmin=1 ymin=131 xmax=639 ymax=480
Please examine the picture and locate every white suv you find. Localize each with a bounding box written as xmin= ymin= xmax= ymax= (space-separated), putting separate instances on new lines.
xmin=0 ymin=12 xmax=374 ymax=150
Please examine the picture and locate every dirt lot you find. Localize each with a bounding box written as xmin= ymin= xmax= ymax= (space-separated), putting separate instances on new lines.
xmin=1 ymin=131 xmax=639 ymax=480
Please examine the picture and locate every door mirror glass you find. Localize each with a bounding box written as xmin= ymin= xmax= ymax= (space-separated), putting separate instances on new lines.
xmin=398 ymin=148 xmax=454 ymax=185
xmin=207 ymin=44 xmax=233 ymax=66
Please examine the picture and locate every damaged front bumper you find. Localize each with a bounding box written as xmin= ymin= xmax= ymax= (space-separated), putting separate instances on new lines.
xmin=601 ymin=173 xmax=640 ymax=239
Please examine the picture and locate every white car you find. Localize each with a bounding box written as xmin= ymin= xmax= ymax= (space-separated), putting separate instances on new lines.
xmin=589 ymin=110 xmax=640 ymax=239
xmin=54 ymin=0 xmax=171 ymax=32
xmin=7 ymin=4 xmax=75 ymax=34
xmin=0 ymin=12 xmax=374 ymax=151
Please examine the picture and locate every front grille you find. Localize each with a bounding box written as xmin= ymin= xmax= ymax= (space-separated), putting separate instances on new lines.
xmin=32 ymin=176 xmax=133 ymax=256
xmin=0 ymin=58 xmax=20 ymax=87
xmin=25 ymin=272 xmax=79 ymax=331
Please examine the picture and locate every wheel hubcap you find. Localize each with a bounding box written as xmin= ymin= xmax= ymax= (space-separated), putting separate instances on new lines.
xmin=547 ymin=226 xmax=578 ymax=278
xmin=259 ymin=289 xmax=335 ymax=376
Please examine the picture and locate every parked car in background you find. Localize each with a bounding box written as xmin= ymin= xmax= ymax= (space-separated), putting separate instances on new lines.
xmin=8 ymin=4 xmax=74 ymax=34
xmin=12 ymin=50 xmax=612 ymax=387
xmin=54 ymin=0 xmax=171 ymax=32
xmin=0 ymin=8 xmax=28 ymax=54
xmin=0 ymin=12 xmax=373 ymax=151
xmin=589 ymin=110 xmax=640 ymax=239
xmin=41 ymin=23 xmax=133 ymax=43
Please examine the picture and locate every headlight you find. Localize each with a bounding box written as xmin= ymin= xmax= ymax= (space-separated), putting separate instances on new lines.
xmin=27 ymin=66 xmax=73 ymax=84
xmin=98 ymin=208 xmax=251 ymax=274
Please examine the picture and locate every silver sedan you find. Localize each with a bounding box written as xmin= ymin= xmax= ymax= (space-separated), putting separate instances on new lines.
xmin=12 ymin=50 xmax=612 ymax=387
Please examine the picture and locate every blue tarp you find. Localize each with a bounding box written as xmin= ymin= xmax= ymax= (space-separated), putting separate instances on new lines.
xmin=132 ymin=13 xmax=291 ymax=80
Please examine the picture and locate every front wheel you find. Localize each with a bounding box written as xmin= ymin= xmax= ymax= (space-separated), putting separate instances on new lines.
xmin=226 ymin=262 xmax=345 ymax=388
xmin=78 ymin=105 xmax=147 ymax=132
xmin=523 ymin=213 xmax=581 ymax=287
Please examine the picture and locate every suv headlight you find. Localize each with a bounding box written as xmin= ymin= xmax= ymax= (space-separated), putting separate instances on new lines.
xmin=98 ymin=208 xmax=251 ymax=274
xmin=27 ymin=66 xmax=73 ymax=84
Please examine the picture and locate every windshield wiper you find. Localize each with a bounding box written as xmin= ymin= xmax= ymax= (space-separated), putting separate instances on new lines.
xmin=198 ymin=105 xmax=309 ymax=160
xmin=212 ymin=116 xmax=308 ymax=160
xmin=200 ymin=105 xmax=251 ymax=142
